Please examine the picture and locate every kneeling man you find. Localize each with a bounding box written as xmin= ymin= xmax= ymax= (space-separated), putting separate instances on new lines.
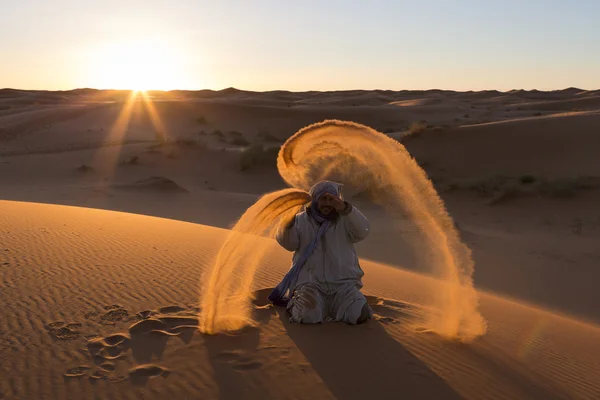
xmin=269 ymin=180 xmax=372 ymax=325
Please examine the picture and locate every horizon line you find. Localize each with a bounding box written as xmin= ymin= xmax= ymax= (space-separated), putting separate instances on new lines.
xmin=1 ymin=86 xmax=599 ymax=94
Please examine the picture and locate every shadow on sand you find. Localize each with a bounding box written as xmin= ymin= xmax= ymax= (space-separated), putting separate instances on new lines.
xmin=203 ymin=288 xmax=461 ymax=400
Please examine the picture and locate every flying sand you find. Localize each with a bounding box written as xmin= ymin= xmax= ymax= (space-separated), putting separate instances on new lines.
xmin=200 ymin=120 xmax=486 ymax=341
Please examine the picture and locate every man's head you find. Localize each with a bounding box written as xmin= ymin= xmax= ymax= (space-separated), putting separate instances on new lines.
xmin=317 ymin=193 xmax=337 ymax=215
xmin=309 ymin=181 xmax=343 ymax=216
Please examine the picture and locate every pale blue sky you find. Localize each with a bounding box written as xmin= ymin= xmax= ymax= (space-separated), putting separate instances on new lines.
xmin=1 ymin=0 xmax=598 ymax=91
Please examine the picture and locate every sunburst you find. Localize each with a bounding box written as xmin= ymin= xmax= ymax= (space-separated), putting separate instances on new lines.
xmin=92 ymin=89 xmax=169 ymax=188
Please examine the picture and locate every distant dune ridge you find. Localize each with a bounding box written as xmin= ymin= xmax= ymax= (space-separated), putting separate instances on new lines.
xmin=1 ymin=88 xmax=600 ymax=399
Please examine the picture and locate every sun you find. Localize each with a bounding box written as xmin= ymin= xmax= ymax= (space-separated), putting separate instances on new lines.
xmin=88 ymin=39 xmax=185 ymax=91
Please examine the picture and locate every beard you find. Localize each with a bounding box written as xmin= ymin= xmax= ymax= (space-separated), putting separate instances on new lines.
xmin=319 ymin=206 xmax=334 ymax=215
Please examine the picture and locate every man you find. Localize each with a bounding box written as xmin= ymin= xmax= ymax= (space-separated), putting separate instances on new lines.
xmin=269 ymin=180 xmax=372 ymax=325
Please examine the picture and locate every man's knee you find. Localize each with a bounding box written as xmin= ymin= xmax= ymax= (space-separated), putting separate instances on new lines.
xmin=356 ymin=302 xmax=372 ymax=324
xmin=289 ymin=285 xmax=323 ymax=324
xmin=291 ymin=305 xmax=323 ymax=324
xmin=337 ymin=289 xmax=372 ymax=325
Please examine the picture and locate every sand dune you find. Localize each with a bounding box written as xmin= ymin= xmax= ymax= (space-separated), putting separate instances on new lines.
xmin=389 ymin=98 xmax=444 ymax=107
xmin=2 ymin=88 xmax=600 ymax=399
xmin=508 ymin=96 xmax=600 ymax=112
xmin=3 ymin=87 xmax=597 ymax=157
xmin=406 ymin=111 xmax=600 ymax=179
xmin=1 ymin=200 xmax=599 ymax=399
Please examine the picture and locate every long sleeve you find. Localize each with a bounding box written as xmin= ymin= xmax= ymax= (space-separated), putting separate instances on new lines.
xmin=342 ymin=205 xmax=370 ymax=243
xmin=276 ymin=215 xmax=300 ymax=251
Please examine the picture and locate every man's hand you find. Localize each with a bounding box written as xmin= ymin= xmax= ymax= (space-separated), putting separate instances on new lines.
xmin=322 ymin=193 xmax=347 ymax=212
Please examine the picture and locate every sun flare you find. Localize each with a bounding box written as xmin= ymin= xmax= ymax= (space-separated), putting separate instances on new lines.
xmin=87 ymin=39 xmax=186 ymax=91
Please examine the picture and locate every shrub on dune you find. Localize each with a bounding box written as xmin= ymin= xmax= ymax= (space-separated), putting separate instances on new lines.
xmin=519 ymin=175 xmax=536 ymax=184
xmin=409 ymin=121 xmax=427 ymax=134
xmin=400 ymin=121 xmax=428 ymax=143
xmin=121 ymin=155 xmax=140 ymax=165
xmin=230 ymin=136 xmax=250 ymax=146
xmin=258 ymin=130 xmax=282 ymax=143
xmin=76 ymin=164 xmax=94 ymax=173
xmin=174 ymin=138 xmax=200 ymax=147
xmin=239 ymin=144 xmax=279 ymax=171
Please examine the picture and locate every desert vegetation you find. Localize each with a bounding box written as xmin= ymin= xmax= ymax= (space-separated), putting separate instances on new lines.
xmin=239 ymin=144 xmax=279 ymax=171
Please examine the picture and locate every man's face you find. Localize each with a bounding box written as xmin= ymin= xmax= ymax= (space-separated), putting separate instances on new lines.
xmin=317 ymin=193 xmax=337 ymax=215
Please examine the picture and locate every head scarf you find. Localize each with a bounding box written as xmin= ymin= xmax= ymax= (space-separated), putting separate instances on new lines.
xmin=268 ymin=180 xmax=343 ymax=306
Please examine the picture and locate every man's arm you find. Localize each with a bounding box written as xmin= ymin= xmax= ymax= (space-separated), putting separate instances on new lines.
xmin=325 ymin=194 xmax=370 ymax=243
xmin=340 ymin=202 xmax=370 ymax=243
xmin=276 ymin=215 xmax=300 ymax=251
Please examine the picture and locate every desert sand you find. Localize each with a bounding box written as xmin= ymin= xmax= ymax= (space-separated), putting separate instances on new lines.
xmin=1 ymin=87 xmax=600 ymax=399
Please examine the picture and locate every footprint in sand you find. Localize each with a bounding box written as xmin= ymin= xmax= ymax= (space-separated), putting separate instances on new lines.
xmin=128 ymin=364 xmax=170 ymax=385
xmin=158 ymin=316 xmax=198 ymax=331
xmin=129 ymin=318 xmax=167 ymax=335
xmin=46 ymin=321 xmax=82 ymax=340
xmin=64 ymin=365 xmax=92 ymax=378
xmin=84 ymin=311 xmax=99 ymax=319
xmin=86 ymin=333 xmax=130 ymax=364
xmin=89 ymin=370 xmax=109 ymax=381
xmin=74 ymin=304 xmax=199 ymax=384
xmin=158 ymin=305 xmax=188 ymax=314
xmin=103 ymin=332 xmax=130 ymax=346
xmin=100 ymin=305 xmax=129 ymax=323
xmin=100 ymin=361 xmax=116 ymax=371
xmin=137 ymin=310 xmax=154 ymax=319
xmin=215 ymin=351 xmax=263 ymax=371
xmin=65 ymin=364 xmax=120 ymax=381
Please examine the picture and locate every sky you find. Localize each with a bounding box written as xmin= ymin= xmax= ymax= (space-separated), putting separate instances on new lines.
xmin=1 ymin=0 xmax=599 ymax=91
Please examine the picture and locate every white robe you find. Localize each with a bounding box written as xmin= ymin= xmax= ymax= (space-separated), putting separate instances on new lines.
xmin=276 ymin=205 xmax=372 ymax=324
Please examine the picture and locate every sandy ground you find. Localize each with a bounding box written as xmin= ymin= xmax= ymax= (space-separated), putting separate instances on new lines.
xmin=1 ymin=87 xmax=600 ymax=399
